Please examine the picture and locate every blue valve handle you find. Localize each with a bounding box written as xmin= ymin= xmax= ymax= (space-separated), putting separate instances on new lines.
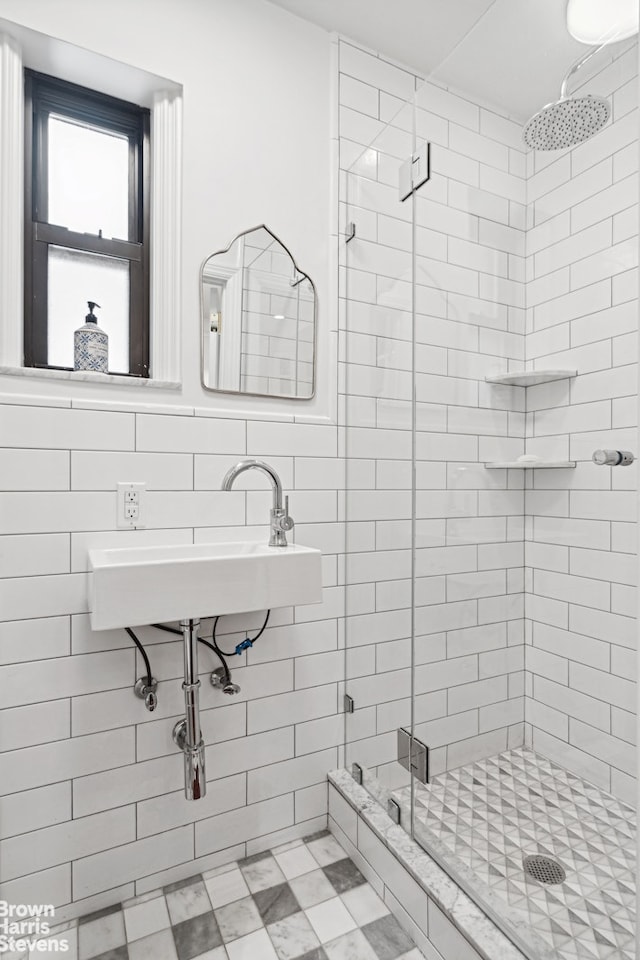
xmin=235 ymin=638 xmax=254 ymax=655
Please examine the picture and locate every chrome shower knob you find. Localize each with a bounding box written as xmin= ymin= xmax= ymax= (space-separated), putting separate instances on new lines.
xmin=592 ymin=449 xmax=635 ymax=466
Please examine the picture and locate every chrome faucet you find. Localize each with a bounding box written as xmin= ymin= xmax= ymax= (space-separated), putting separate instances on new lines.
xmin=222 ymin=458 xmax=294 ymax=546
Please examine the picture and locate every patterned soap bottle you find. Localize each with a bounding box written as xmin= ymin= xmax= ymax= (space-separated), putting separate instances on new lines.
xmin=74 ymin=301 xmax=108 ymax=373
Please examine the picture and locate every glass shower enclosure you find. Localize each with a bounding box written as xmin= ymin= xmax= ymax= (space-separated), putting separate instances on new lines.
xmin=340 ymin=5 xmax=638 ymax=958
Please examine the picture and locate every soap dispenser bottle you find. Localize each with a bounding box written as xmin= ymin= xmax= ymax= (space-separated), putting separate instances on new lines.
xmin=74 ymin=301 xmax=109 ymax=373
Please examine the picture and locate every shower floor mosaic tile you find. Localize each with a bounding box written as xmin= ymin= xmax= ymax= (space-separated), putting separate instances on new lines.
xmin=395 ymin=746 xmax=635 ymax=960
xmin=37 ymin=832 xmax=424 ymax=960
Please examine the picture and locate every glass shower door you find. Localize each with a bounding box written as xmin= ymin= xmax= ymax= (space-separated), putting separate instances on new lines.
xmin=340 ymin=40 xmax=418 ymax=809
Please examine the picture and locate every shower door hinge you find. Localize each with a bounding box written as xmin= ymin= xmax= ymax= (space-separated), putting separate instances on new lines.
xmin=387 ymin=798 xmax=401 ymax=825
xmin=397 ymin=727 xmax=429 ymax=784
xmin=343 ymin=694 xmax=355 ymax=714
xmin=399 ymin=142 xmax=431 ymax=201
xmin=351 ymin=762 xmax=363 ymax=785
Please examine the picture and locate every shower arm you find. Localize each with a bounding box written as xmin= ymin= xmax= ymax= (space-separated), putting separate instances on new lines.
xmin=560 ymin=36 xmax=616 ymax=100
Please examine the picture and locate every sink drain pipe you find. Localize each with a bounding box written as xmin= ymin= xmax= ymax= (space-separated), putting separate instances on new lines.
xmin=172 ymin=618 xmax=206 ymax=800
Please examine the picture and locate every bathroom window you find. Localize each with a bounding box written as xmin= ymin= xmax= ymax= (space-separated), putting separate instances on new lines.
xmin=23 ymin=70 xmax=150 ymax=377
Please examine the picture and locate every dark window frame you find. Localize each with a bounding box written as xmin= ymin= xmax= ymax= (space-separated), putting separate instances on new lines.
xmin=24 ymin=69 xmax=150 ymax=377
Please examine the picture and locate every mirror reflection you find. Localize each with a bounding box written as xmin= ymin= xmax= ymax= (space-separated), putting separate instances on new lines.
xmin=201 ymin=225 xmax=316 ymax=399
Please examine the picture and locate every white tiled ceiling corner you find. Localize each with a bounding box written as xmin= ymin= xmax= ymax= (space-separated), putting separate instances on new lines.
xmin=265 ymin=0 xmax=614 ymax=121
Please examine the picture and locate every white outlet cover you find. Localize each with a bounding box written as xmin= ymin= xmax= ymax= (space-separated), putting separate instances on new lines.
xmin=117 ymin=482 xmax=146 ymax=529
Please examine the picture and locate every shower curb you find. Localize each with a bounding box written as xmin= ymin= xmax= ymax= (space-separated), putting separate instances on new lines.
xmin=328 ymin=769 xmax=533 ymax=960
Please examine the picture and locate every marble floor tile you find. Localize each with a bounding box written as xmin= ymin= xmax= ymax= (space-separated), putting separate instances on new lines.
xmin=165 ymin=877 xmax=213 ymax=925
xmin=78 ymin=910 xmax=126 ymax=959
xmin=253 ymin=882 xmax=301 ymax=925
xmin=92 ymin=948 xmax=128 ymax=960
xmin=172 ymin=912 xmax=223 ymax=960
xmin=189 ymin=949 xmax=227 ymax=960
xmin=59 ymin=832 xmax=425 ymax=960
xmin=124 ymin=895 xmax=171 ymax=942
xmin=44 ymin=926 xmax=79 ymax=960
xmin=128 ymin=929 xmax=177 ymax=960
xmin=226 ymin=928 xmax=279 ymax=960
xmin=324 ymin=928 xmax=379 ymax=960
xmin=361 ymin=915 xmax=415 ymax=960
xmin=267 ymin=910 xmax=321 ymax=960
xmin=289 ymin=870 xmax=337 ymax=910
xmin=214 ymin=895 xmax=263 ymax=942
xmin=239 ymin=855 xmax=287 ymax=894
xmin=274 ymin=845 xmax=319 ymax=880
xmin=340 ymin=885 xmax=389 ymax=927
xmin=204 ymin=867 xmax=251 ymax=909
xmin=306 ymin=836 xmax=347 ymax=868
xmin=305 ymin=898 xmax=357 ymax=944
xmin=323 ymin=858 xmax=366 ymax=894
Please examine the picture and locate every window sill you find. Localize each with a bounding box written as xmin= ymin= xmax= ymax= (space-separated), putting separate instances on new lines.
xmin=0 ymin=366 xmax=181 ymax=390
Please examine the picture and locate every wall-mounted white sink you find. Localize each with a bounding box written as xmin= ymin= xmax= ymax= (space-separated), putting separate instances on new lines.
xmin=89 ymin=541 xmax=323 ymax=630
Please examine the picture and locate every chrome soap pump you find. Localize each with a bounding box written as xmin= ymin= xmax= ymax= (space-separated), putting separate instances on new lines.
xmin=74 ymin=301 xmax=109 ymax=373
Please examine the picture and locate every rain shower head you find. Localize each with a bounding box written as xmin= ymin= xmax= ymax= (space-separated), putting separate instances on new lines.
xmin=523 ymin=94 xmax=610 ymax=150
xmin=523 ymin=42 xmax=611 ymax=150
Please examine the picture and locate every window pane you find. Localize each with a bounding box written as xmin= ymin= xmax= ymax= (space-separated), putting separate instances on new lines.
xmin=48 ymin=116 xmax=129 ymax=240
xmin=47 ymin=246 xmax=129 ymax=373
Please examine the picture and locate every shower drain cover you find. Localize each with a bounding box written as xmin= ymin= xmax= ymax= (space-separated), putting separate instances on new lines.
xmin=523 ymin=854 xmax=566 ymax=885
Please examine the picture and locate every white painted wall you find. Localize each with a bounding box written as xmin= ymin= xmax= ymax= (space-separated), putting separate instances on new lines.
xmin=0 ymin=0 xmax=334 ymax=419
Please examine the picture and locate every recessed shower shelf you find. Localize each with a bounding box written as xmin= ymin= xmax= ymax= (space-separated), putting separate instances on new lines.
xmin=485 ymin=460 xmax=576 ymax=470
xmin=485 ymin=369 xmax=578 ymax=387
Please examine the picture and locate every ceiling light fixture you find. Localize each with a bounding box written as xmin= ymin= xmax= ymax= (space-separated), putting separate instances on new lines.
xmin=567 ymin=0 xmax=639 ymax=44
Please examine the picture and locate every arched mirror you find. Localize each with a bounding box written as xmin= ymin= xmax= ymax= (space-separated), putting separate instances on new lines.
xmin=201 ymin=225 xmax=316 ymax=399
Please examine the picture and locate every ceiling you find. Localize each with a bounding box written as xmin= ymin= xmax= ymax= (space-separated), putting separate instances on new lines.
xmin=265 ymin=0 xmax=607 ymax=121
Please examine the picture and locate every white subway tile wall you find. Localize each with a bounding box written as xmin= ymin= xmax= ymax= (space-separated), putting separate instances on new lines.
xmin=525 ymin=42 xmax=638 ymax=804
xmin=0 ymin=397 xmax=343 ymax=916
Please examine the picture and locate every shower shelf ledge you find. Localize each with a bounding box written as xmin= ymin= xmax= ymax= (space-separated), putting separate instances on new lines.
xmin=485 ymin=460 xmax=576 ymax=469
xmin=485 ymin=369 xmax=577 ymax=387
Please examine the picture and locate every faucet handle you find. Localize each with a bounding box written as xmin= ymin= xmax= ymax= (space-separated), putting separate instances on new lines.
xmin=279 ymin=495 xmax=295 ymax=532
xmin=274 ymin=497 xmax=295 ymax=533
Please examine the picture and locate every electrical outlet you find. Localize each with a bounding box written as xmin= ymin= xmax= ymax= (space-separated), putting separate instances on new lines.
xmin=117 ymin=482 xmax=146 ymax=528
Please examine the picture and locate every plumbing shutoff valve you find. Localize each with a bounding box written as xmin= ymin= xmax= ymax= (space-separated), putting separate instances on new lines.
xmin=210 ymin=666 xmax=241 ymax=695
xmin=135 ymin=676 xmax=158 ymax=711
